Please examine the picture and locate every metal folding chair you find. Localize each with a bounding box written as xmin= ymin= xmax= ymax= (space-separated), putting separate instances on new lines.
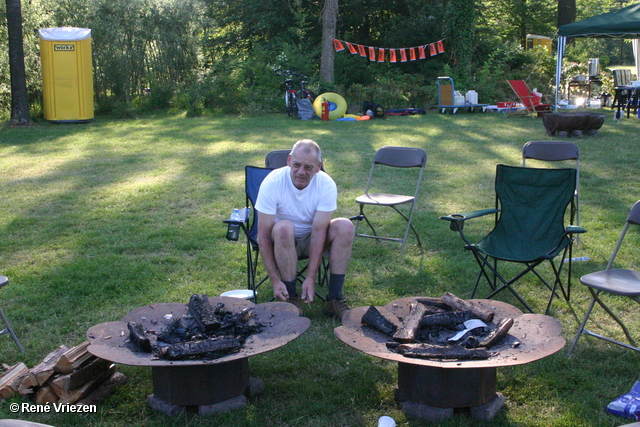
xmin=0 ymin=276 xmax=24 ymax=352
xmin=568 ymin=200 xmax=640 ymax=355
xmin=353 ymin=146 xmax=427 ymax=254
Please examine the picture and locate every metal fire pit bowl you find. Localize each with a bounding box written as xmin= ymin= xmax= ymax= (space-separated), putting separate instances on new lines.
xmin=87 ymin=297 xmax=310 ymax=416
xmin=335 ymin=297 xmax=565 ymax=422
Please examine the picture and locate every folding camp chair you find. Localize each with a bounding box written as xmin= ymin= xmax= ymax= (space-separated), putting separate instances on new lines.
xmin=0 ymin=276 xmax=24 ymax=352
xmin=523 ymin=140 xmax=581 ymax=247
xmin=507 ymin=80 xmax=553 ymax=117
xmin=264 ymin=149 xmax=290 ymax=169
xmin=225 ymin=154 xmax=329 ymax=302
xmin=441 ymin=165 xmax=585 ymax=314
xmin=567 ymin=200 xmax=640 ymax=355
xmin=353 ymin=146 xmax=427 ymax=254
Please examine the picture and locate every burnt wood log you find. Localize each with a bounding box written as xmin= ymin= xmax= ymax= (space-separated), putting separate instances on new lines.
xmin=188 ymin=294 xmax=221 ymax=333
xmin=361 ymin=306 xmax=397 ymax=336
xmin=393 ymin=302 xmax=427 ymax=344
xmin=159 ymin=336 xmax=242 ymax=360
xmin=419 ymin=310 xmax=474 ymax=327
xmin=127 ymin=322 xmax=152 ymax=353
xmin=397 ymin=343 xmax=494 ymax=360
xmin=441 ymin=292 xmax=495 ymax=323
xmin=479 ymin=317 xmax=514 ymax=348
xmin=414 ymin=297 xmax=450 ymax=312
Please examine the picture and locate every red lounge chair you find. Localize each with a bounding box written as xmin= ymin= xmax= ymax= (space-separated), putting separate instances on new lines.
xmin=507 ymin=80 xmax=553 ymax=117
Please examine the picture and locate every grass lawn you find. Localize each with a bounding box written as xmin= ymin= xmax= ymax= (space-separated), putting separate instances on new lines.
xmin=0 ymin=109 xmax=638 ymax=426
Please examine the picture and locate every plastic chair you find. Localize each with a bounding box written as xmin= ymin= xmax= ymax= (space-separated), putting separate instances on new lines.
xmin=568 ymin=200 xmax=640 ymax=355
xmin=0 ymin=276 xmax=24 ymax=352
xmin=523 ymin=140 xmax=581 ymax=247
xmin=224 ymin=152 xmax=329 ymax=302
xmin=441 ymin=165 xmax=585 ymax=314
xmin=507 ymin=80 xmax=553 ymax=117
xmin=353 ymin=146 xmax=427 ymax=254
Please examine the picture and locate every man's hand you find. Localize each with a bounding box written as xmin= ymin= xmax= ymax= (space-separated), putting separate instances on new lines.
xmin=272 ymin=280 xmax=289 ymax=301
xmin=301 ymin=277 xmax=315 ymax=303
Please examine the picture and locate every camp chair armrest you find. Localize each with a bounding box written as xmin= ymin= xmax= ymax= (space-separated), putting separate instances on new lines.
xmin=440 ymin=208 xmax=499 ymax=223
xmin=223 ymin=219 xmax=246 ymax=225
xmin=565 ymin=225 xmax=586 ymax=234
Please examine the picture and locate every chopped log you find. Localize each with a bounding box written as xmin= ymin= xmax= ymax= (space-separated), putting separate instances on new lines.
xmin=188 ymin=294 xmax=220 ymax=333
xmin=419 ymin=310 xmax=474 ymax=327
xmin=0 ymin=362 xmax=29 ymax=400
xmin=57 ymin=364 xmax=116 ymax=404
xmin=441 ymin=292 xmax=495 ymax=323
xmin=414 ymin=297 xmax=450 ymax=312
xmin=361 ymin=306 xmax=397 ymax=336
xmin=159 ymin=336 xmax=242 ymax=360
xmin=393 ymin=302 xmax=428 ymax=344
xmin=50 ymin=357 xmax=112 ymax=394
xmin=55 ymin=341 xmax=93 ymax=374
xmin=35 ymin=385 xmax=59 ymax=404
xmin=76 ymin=371 xmax=127 ymax=406
xmin=397 ymin=343 xmax=493 ymax=360
xmin=19 ymin=345 xmax=69 ymax=393
xmin=127 ymin=321 xmax=152 ymax=352
xmin=479 ymin=317 xmax=514 ymax=348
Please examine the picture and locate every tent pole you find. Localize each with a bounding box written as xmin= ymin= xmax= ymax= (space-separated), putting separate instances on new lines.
xmin=555 ymin=36 xmax=566 ymax=112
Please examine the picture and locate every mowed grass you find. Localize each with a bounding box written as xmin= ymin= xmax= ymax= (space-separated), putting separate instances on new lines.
xmin=0 ymin=109 xmax=638 ymax=427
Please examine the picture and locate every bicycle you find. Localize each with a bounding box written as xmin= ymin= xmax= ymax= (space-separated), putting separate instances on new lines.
xmin=274 ymin=70 xmax=315 ymax=116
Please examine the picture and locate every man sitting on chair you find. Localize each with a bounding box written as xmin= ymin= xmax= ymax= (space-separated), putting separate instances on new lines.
xmin=255 ymin=139 xmax=354 ymax=319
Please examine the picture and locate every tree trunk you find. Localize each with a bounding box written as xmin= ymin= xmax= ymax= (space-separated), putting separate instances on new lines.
xmin=5 ymin=0 xmax=32 ymax=125
xmin=320 ymin=0 xmax=338 ymax=84
xmin=557 ymin=0 xmax=576 ymax=28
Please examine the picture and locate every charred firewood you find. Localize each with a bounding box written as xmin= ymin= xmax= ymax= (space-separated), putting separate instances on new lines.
xmin=419 ymin=310 xmax=474 ymax=327
xmin=188 ymin=294 xmax=221 ymax=333
xmin=157 ymin=318 xmax=192 ymax=344
xmin=159 ymin=336 xmax=242 ymax=360
xmin=479 ymin=317 xmax=514 ymax=348
xmin=361 ymin=306 xmax=398 ymax=337
xmin=127 ymin=322 xmax=152 ymax=353
xmin=397 ymin=343 xmax=493 ymax=360
xmin=393 ymin=302 xmax=427 ymax=344
xmin=441 ymin=292 xmax=495 ymax=323
xmin=414 ymin=297 xmax=450 ymax=313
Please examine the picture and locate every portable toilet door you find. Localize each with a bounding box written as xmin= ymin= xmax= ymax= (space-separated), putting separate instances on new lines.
xmin=39 ymin=27 xmax=94 ymax=123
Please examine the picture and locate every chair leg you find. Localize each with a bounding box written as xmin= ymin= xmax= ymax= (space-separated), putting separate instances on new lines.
xmin=0 ymin=308 xmax=24 ymax=353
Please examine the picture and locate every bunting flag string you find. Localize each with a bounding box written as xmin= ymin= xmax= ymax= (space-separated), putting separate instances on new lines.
xmin=334 ymin=39 xmax=445 ymax=63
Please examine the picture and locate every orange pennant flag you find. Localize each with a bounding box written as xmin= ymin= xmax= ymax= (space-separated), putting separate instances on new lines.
xmin=389 ymin=49 xmax=397 ymax=63
xmin=346 ymin=42 xmax=357 ymax=54
xmin=358 ymin=44 xmax=367 ymax=57
xmin=368 ymin=46 xmax=376 ymax=61
xmin=400 ymin=49 xmax=408 ymax=62
xmin=429 ymin=43 xmax=437 ymax=56
xmin=437 ymin=40 xmax=445 ymax=53
xmin=419 ymin=46 xmax=426 ymax=59
xmin=378 ymin=48 xmax=385 ymax=62
xmin=409 ymin=48 xmax=416 ymax=61
xmin=333 ymin=39 xmax=345 ymax=52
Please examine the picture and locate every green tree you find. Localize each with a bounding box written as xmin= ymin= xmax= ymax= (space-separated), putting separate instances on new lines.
xmin=4 ymin=0 xmax=31 ymax=124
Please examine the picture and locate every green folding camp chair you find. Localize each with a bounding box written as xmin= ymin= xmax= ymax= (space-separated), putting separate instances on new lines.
xmin=441 ymin=164 xmax=586 ymax=314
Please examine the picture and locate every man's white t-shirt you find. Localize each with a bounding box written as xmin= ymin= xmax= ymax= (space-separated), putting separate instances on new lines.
xmin=255 ymin=167 xmax=337 ymax=238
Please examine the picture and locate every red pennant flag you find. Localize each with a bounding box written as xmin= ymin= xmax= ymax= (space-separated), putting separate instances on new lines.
xmin=389 ymin=49 xmax=397 ymax=63
xmin=437 ymin=40 xmax=445 ymax=53
xmin=346 ymin=42 xmax=357 ymax=54
xmin=419 ymin=46 xmax=426 ymax=59
xmin=400 ymin=49 xmax=408 ymax=62
xmin=429 ymin=43 xmax=437 ymax=56
xmin=409 ymin=48 xmax=416 ymax=61
xmin=368 ymin=46 xmax=376 ymax=61
xmin=333 ymin=39 xmax=345 ymax=52
xmin=358 ymin=44 xmax=367 ymax=57
xmin=378 ymin=48 xmax=385 ymax=62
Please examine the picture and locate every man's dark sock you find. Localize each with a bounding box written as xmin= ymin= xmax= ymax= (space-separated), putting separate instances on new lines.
xmin=327 ymin=274 xmax=345 ymax=301
xmin=283 ymin=280 xmax=297 ymax=298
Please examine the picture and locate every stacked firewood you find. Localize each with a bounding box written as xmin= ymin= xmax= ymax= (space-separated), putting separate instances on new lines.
xmin=362 ymin=292 xmax=515 ymax=360
xmin=0 ymin=341 xmax=126 ymax=405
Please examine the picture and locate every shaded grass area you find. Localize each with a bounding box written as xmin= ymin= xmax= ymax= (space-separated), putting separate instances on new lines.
xmin=0 ymin=110 xmax=638 ymax=426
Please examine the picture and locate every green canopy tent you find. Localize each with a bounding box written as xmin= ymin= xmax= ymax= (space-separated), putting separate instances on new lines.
xmin=555 ymin=3 xmax=640 ymax=107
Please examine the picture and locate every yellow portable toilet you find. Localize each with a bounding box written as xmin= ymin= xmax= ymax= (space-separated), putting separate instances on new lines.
xmin=39 ymin=27 xmax=94 ymax=123
xmin=526 ymin=34 xmax=552 ymax=54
